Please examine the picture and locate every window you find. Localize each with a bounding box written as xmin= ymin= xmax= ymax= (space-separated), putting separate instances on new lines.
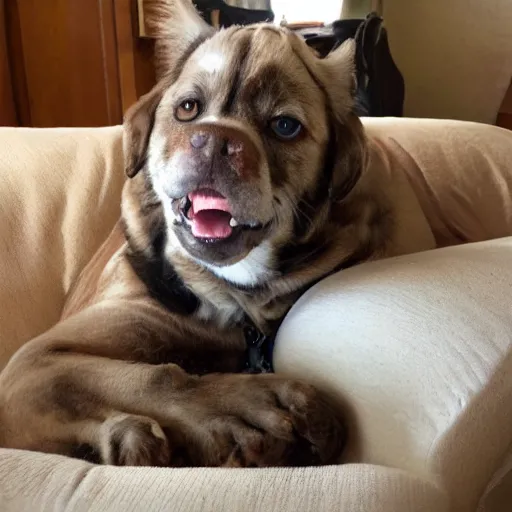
xmin=271 ymin=0 xmax=343 ymax=25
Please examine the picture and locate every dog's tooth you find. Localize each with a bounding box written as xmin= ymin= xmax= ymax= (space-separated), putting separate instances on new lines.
xmin=229 ymin=218 xmax=239 ymax=228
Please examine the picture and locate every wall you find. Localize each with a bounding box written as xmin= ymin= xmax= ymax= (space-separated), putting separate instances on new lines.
xmin=382 ymin=0 xmax=512 ymax=124
xmin=342 ymin=0 xmax=381 ymax=19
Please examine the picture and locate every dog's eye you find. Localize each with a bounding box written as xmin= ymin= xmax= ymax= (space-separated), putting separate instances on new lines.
xmin=175 ymin=100 xmax=201 ymax=122
xmin=270 ymin=116 xmax=302 ymax=140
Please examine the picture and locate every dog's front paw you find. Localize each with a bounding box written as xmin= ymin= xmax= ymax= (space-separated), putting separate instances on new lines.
xmin=100 ymin=414 xmax=170 ymax=466
xmin=177 ymin=374 xmax=347 ymax=467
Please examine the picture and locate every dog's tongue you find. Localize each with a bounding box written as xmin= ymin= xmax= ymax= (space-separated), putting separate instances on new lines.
xmin=189 ymin=190 xmax=233 ymax=239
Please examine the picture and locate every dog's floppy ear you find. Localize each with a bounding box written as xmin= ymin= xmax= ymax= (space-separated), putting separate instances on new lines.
xmin=327 ymin=113 xmax=368 ymax=202
xmin=320 ymin=40 xmax=368 ymax=201
xmin=123 ymin=84 xmax=164 ymax=178
xmin=145 ymin=0 xmax=215 ymax=80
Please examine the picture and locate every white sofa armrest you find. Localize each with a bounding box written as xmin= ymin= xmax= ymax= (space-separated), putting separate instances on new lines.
xmin=274 ymin=239 xmax=512 ymax=511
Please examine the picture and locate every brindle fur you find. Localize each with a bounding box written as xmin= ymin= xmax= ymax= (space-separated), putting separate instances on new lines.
xmin=0 ymin=1 xmax=399 ymax=467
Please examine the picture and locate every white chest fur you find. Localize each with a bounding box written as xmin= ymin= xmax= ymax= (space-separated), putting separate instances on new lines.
xmin=202 ymin=241 xmax=277 ymax=287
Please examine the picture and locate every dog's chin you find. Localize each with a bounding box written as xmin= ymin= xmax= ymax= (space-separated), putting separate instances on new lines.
xmin=173 ymin=219 xmax=269 ymax=267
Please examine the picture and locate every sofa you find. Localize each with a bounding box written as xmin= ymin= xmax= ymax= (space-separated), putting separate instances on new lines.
xmin=1 ymin=117 xmax=512 ymax=511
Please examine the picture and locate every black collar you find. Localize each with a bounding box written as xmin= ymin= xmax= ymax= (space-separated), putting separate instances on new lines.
xmin=125 ymin=222 xmax=276 ymax=373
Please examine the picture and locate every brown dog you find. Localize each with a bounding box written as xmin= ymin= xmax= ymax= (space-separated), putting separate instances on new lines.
xmin=0 ymin=0 xmax=401 ymax=467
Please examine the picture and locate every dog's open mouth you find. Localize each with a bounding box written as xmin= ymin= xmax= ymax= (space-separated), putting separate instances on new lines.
xmin=182 ymin=189 xmax=262 ymax=241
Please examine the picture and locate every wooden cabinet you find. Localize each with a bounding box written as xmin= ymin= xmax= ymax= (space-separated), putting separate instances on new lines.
xmin=0 ymin=0 xmax=17 ymax=125
xmin=1 ymin=0 xmax=156 ymax=127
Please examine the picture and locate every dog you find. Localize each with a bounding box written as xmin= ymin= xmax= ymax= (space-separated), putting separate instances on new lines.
xmin=0 ymin=0 xmax=407 ymax=467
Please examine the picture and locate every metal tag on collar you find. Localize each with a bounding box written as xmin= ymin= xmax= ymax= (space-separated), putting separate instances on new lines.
xmin=243 ymin=324 xmax=272 ymax=374
xmin=243 ymin=324 xmax=265 ymax=348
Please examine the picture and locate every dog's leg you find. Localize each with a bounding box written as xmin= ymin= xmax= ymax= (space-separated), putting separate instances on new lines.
xmin=0 ymin=301 xmax=346 ymax=467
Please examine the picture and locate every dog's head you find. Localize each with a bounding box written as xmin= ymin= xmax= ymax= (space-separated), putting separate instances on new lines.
xmin=124 ymin=0 xmax=366 ymax=287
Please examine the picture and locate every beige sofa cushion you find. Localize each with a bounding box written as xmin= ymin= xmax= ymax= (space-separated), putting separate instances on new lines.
xmin=0 ymin=450 xmax=448 ymax=512
xmin=364 ymin=118 xmax=512 ymax=247
xmin=0 ymin=127 xmax=125 ymax=368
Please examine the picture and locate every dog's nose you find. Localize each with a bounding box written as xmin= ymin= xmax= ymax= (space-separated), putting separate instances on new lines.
xmin=186 ymin=124 xmax=260 ymax=180
xmin=190 ymin=132 xmax=242 ymax=157
xmin=190 ymin=132 xmax=209 ymax=149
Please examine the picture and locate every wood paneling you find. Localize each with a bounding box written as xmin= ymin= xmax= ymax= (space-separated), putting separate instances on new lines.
xmin=133 ymin=37 xmax=156 ymax=98
xmin=99 ymin=0 xmax=124 ymax=124
xmin=4 ymin=0 xmax=31 ymax=125
xmin=114 ymin=0 xmax=155 ymax=115
xmin=12 ymin=0 xmax=122 ymax=127
xmin=3 ymin=0 xmax=157 ymax=127
xmin=0 ymin=0 xmax=18 ymax=126
xmin=115 ymin=0 xmax=138 ymax=113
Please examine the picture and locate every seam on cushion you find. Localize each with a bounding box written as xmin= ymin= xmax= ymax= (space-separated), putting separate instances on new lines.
xmin=96 ymin=135 xmax=124 ymax=209
xmin=424 ymin=353 xmax=512 ymax=511
xmin=385 ymin=136 xmax=467 ymax=246
xmin=61 ymin=465 xmax=94 ymax=512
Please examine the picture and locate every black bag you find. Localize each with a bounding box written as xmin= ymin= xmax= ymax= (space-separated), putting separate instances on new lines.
xmin=193 ymin=1 xmax=274 ymax=26
xmin=303 ymin=13 xmax=405 ymax=117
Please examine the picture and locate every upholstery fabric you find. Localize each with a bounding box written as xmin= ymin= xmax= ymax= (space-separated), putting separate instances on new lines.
xmin=0 ymin=118 xmax=511 ymax=511
xmin=0 ymin=450 xmax=448 ymax=512
xmin=0 ymin=127 xmax=125 ymax=368
xmin=275 ymin=238 xmax=512 ymax=512
xmin=364 ymin=118 xmax=512 ymax=247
